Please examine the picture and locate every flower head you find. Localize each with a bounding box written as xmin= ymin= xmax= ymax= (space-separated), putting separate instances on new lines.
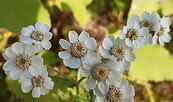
xmin=2 ymin=42 xmax=43 ymax=80
xmin=129 ymin=11 xmax=160 ymax=32
xmin=81 ymin=56 xmax=122 ymax=95
xmin=129 ymin=11 xmax=160 ymax=44
xmin=119 ymin=19 xmax=149 ymax=49
xmin=152 ymin=17 xmax=171 ymax=46
xmin=99 ymin=35 xmax=136 ymax=70
xmin=58 ymin=31 xmax=97 ymax=69
xmin=20 ymin=65 xmax=54 ymax=98
xmin=94 ymin=78 xmax=135 ymax=102
xmin=20 ymin=22 xmax=53 ymax=50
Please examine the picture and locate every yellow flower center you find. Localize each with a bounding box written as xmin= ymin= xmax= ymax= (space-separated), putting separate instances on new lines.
xmin=70 ymin=42 xmax=87 ymax=58
xmin=127 ymin=29 xmax=139 ymax=40
xmin=31 ymin=31 xmax=44 ymax=41
xmin=91 ymin=63 xmax=110 ymax=81
xmin=16 ymin=54 xmax=31 ymax=69
xmin=32 ymin=75 xmax=44 ymax=87
xmin=109 ymin=45 xmax=125 ymax=61
xmin=106 ymin=86 xmax=123 ymax=102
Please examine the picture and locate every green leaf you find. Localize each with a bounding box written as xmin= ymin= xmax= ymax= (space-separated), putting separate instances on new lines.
xmin=39 ymin=50 xmax=60 ymax=66
xmin=0 ymin=0 xmax=50 ymax=32
xmin=129 ymin=45 xmax=173 ymax=82
xmin=128 ymin=0 xmax=159 ymax=16
xmin=51 ymin=76 xmax=75 ymax=88
xmin=55 ymin=0 xmax=92 ymax=26
xmin=6 ymin=77 xmax=58 ymax=102
xmin=160 ymin=0 xmax=173 ymax=15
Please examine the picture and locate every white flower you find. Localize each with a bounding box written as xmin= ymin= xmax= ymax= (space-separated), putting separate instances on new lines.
xmin=2 ymin=42 xmax=43 ymax=80
xmin=20 ymin=65 xmax=54 ymax=98
xmin=152 ymin=17 xmax=171 ymax=46
xmin=99 ymin=35 xmax=136 ymax=70
xmin=58 ymin=31 xmax=97 ymax=69
xmin=130 ymin=11 xmax=160 ymax=32
xmin=129 ymin=11 xmax=160 ymax=44
xmin=81 ymin=56 xmax=122 ymax=95
xmin=94 ymin=78 xmax=135 ymax=102
xmin=119 ymin=19 xmax=149 ymax=49
xmin=20 ymin=22 xmax=53 ymax=50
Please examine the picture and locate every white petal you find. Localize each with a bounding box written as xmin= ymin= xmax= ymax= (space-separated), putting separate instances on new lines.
xmin=5 ymin=48 xmax=16 ymax=59
xmin=99 ymin=45 xmax=110 ymax=57
xmin=93 ymin=86 xmax=104 ymax=97
xmin=25 ymin=45 xmax=36 ymax=57
xmin=43 ymin=77 xmax=54 ymax=90
xmin=21 ymin=27 xmax=32 ymax=36
xmin=152 ymin=34 xmax=158 ymax=44
xmin=102 ymin=36 xmax=113 ymax=50
xmin=59 ymin=39 xmax=71 ymax=49
xmin=69 ymin=57 xmax=81 ymax=69
xmin=84 ymin=38 xmax=97 ymax=51
xmin=10 ymin=68 xmax=22 ymax=80
xmin=22 ymin=86 xmax=33 ymax=93
xmin=129 ymin=14 xmax=141 ymax=23
xmin=2 ymin=52 xmax=9 ymax=60
xmin=38 ymin=66 xmax=48 ymax=78
xmin=3 ymin=60 xmax=16 ymax=71
xmin=125 ymin=38 xmax=132 ymax=47
xmin=79 ymin=67 xmax=91 ymax=77
xmin=120 ymin=59 xmax=131 ymax=70
xmin=41 ymin=39 xmax=51 ymax=50
xmin=44 ymin=32 xmax=53 ymax=40
xmin=79 ymin=31 xmax=89 ymax=43
xmin=21 ymin=79 xmax=32 ymax=87
xmin=86 ymin=57 xmax=100 ymax=67
xmin=84 ymin=77 xmax=96 ymax=89
xmin=83 ymin=63 xmax=92 ymax=70
xmin=32 ymin=87 xmax=41 ymax=98
xmin=40 ymin=86 xmax=48 ymax=95
xmin=28 ymin=65 xmax=39 ymax=76
xmin=11 ymin=42 xmax=24 ymax=55
xmin=68 ymin=31 xmax=78 ymax=43
xmin=58 ymin=51 xmax=71 ymax=59
xmin=138 ymin=37 xmax=147 ymax=46
xmin=35 ymin=23 xmax=50 ymax=33
xmin=31 ymin=56 xmax=43 ymax=67
xmin=161 ymin=34 xmax=171 ymax=42
xmin=63 ymin=56 xmax=72 ymax=66
xmin=123 ymin=97 xmax=134 ymax=102
xmin=34 ymin=44 xmax=43 ymax=53
xmin=141 ymin=11 xmax=150 ymax=20
xmin=122 ymin=26 xmax=128 ymax=34
xmin=98 ymin=81 xmax=109 ymax=95
xmin=132 ymin=40 xmax=140 ymax=49
xmin=107 ymin=71 xmax=121 ymax=85
xmin=27 ymin=25 xmax=35 ymax=31
xmin=94 ymin=97 xmax=106 ymax=102
xmin=23 ymin=70 xmax=33 ymax=78
xmin=107 ymin=60 xmax=123 ymax=72
xmin=138 ymin=27 xmax=149 ymax=36
xmin=22 ymin=37 xmax=34 ymax=44
xmin=125 ymin=52 xmax=136 ymax=62
xmin=119 ymin=32 xmax=126 ymax=39
xmin=159 ymin=36 xmax=164 ymax=46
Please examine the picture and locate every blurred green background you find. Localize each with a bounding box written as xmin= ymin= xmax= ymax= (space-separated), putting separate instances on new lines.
xmin=0 ymin=0 xmax=173 ymax=102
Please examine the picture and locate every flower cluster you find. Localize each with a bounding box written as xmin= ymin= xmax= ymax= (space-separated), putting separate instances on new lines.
xmin=2 ymin=11 xmax=171 ymax=101
xmin=2 ymin=23 xmax=54 ymax=98
xmin=120 ymin=11 xmax=171 ymax=49
xmin=59 ymin=11 xmax=171 ymax=101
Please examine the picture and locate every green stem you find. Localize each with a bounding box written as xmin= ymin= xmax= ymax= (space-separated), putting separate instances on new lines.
xmin=75 ymin=76 xmax=86 ymax=95
xmin=76 ymin=77 xmax=86 ymax=85
xmin=89 ymin=89 xmax=95 ymax=102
